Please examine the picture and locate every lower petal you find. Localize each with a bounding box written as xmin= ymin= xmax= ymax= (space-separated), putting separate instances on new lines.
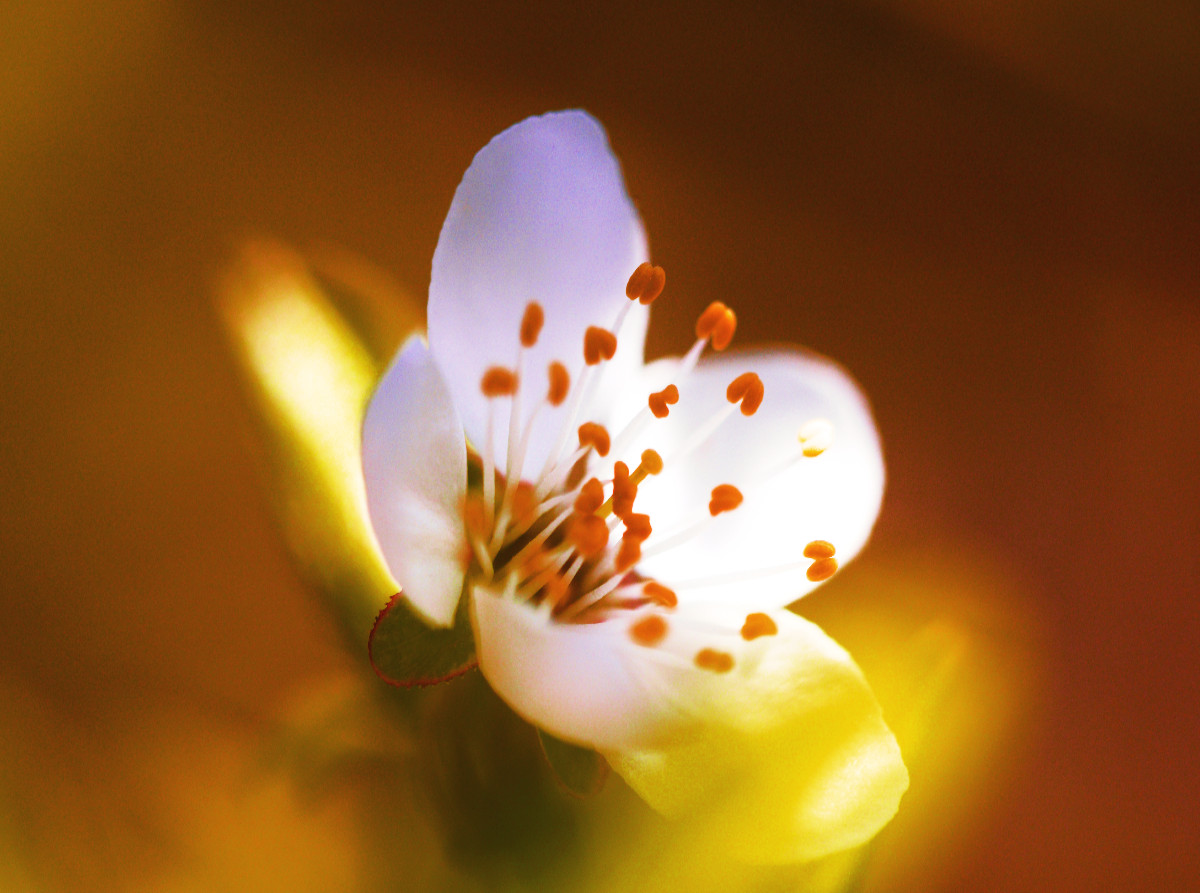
xmin=606 ymin=608 xmax=908 ymax=864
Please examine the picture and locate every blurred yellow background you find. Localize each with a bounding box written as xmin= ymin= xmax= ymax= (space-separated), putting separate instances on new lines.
xmin=2 ymin=1 xmax=1197 ymax=890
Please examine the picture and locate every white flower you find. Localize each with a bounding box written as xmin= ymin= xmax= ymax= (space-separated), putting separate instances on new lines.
xmin=362 ymin=111 xmax=907 ymax=862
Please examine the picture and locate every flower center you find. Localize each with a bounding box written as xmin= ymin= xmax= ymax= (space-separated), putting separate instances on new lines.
xmin=462 ymin=263 xmax=839 ymax=669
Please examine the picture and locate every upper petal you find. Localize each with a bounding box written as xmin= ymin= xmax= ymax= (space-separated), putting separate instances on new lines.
xmin=427 ymin=111 xmax=649 ymax=476
xmin=624 ymin=347 xmax=884 ymax=609
xmin=362 ymin=336 xmax=467 ymax=627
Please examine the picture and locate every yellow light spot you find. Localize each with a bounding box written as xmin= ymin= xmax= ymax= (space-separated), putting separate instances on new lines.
xmin=577 ymin=421 xmax=611 ymax=457
xmin=803 ymin=540 xmax=836 ymax=559
xmin=806 ymin=557 xmax=839 ymax=582
xmin=583 ymin=326 xmax=618 ymax=365
xmin=546 ymin=361 xmax=570 ymax=406
xmin=725 ymin=371 xmax=764 ymax=415
xmin=695 ymin=648 xmax=734 ymax=673
xmin=480 ymin=366 xmax=518 ymax=397
xmin=740 ymin=612 xmax=778 ymax=640
xmin=708 ymin=483 xmax=743 ymax=516
xmin=648 ymin=383 xmax=679 ymax=418
xmin=520 ymin=301 xmax=544 ymax=347
xmin=629 ymin=614 xmax=669 ymax=646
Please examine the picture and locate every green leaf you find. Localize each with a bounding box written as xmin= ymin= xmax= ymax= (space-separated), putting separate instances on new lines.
xmin=536 ymin=729 xmax=609 ymax=797
xmin=369 ymin=590 xmax=477 ymax=687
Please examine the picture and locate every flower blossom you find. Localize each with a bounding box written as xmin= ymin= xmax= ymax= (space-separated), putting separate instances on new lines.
xmin=362 ymin=111 xmax=907 ymax=862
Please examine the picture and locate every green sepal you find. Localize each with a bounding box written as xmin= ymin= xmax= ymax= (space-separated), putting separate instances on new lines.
xmin=369 ymin=588 xmax=477 ymax=687
xmin=536 ymin=729 xmax=610 ymax=797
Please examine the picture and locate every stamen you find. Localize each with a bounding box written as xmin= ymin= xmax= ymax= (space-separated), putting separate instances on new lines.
xmin=630 ymin=448 xmax=664 ymax=485
xmin=622 ymin=512 xmax=652 ymax=542
xmin=695 ymin=648 xmax=735 ymax=673
xmin=626 ymin=262 xmax=667 ymax=305
xmin=648 ymin=384 xmax=679 ymax=418
xmin=806 ymin=557 xmax=839 ymax=582
xmin=520 ymin=301 xmax=544 ymax=347
xmin=573 ymin=477 xmax=605 ymax=514
xmin=583 ymin=326 xmax=618 ymax=365
xmin=799 ymin=418 xmax=835 ymax=457
xmin=577 ymin=422 xmax=611 ymax=457
xmin=708 ymin=484 xmax=743 ymax=516
xmin=695 ymin=302 xmax=737 ymax=351
xmin=643 ymin=581 xmax=677 ymax=607
xmin=615 ymin=537 xmax=641 ymax=573
xmin=741 ymin=613 xmax=778 ymax=640
xmin=480 ymin=366 xmax=519 ymax=397
xmin=611 ymin=461 xmax=637 ymax=519
xmin=629 ymin=614 xmax=669 ymax=646
xmin=803 ymin=540 xmax=836 ymax=559
xmin=568 ymin=512 xmax=610 ymax=559
xmin=725 ymin=372 xmax=764 ymax=416
xmin=511 ymin=481 xmax=538 ymax=526
xmin=547 ymin=361 xmax=570 ymax=406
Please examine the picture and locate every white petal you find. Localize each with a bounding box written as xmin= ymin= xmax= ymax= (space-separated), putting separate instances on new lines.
xmin=427 ymin=111 xmax=649 ymax=476
xmin=607 ymin=607 xmax=908 ymax=864
xmin=362 ymin=336 xmax=467 ymax=627
xmin=471 ymin=588 xmax=699 ymax=752
xmin=626 ymin=347 xmax=884 ymax=609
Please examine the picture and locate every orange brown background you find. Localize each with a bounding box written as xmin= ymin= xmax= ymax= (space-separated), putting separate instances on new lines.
xmin=2 ymin=2 xmax=1197 ymax=890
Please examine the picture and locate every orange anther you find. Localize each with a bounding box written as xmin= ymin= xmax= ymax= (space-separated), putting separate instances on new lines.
xmin=568 ymin=512 xmax=610 ymax=559
xmin=708 ymin=484 xmax=743 ymax=516
xmin=612 ymin=461 xmax=638 ymax=519
xmin=642 ymin=581 xmax=677 ymax=608
xmin=480 ymin=366 xmax=518 ymax=397
xmin=574 ymin=477 xmax=605 ymax=514
xmin=725 ymin=372 xmax=764 ymax=416
xmin=696 ymin=302 xmax=737 ymax=350
xmin=803 ymin=540 xmax=836 ymax=560
xmin=806 ymin=557 xmax=839 ymax=582
xmin=648 ymin=384 xmax=679 ymax=418
xmin=741 ymin=613 xmax=778 ymax=640
xmin=546 ymin=361 xmax=570 ymax=406
xmin=639 ymin=449 xmax=664 ymax=476
xmin=583 ymin=326 xmax=618 ymax=365
xmin=626 ymin=262 xmax=667 ymax=305
xmin=626 ymin=262 xmax=654 ymax=299
xmin=512 ymin=481 xmax=538 ymax=525
xmin=622 ymin=513 xmax=652 ymax=542
xmin=615 ymin=537 xmax=641 ymax=573
xmin=520 ymin=301 xmax=544 ymax=347
xmin=577 ymin=421 xmax=611 ymax=457
xmin=629 ymin=614 xmax=669 ymax=647
xmin=694 ymin=648 xmax=734 ymax=673
xmin=711 ymin=308 xmax=736 ymax=350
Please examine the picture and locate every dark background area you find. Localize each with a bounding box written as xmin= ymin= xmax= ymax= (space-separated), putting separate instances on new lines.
xmin=2 ymin=1 xmax=1197 ymax=890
